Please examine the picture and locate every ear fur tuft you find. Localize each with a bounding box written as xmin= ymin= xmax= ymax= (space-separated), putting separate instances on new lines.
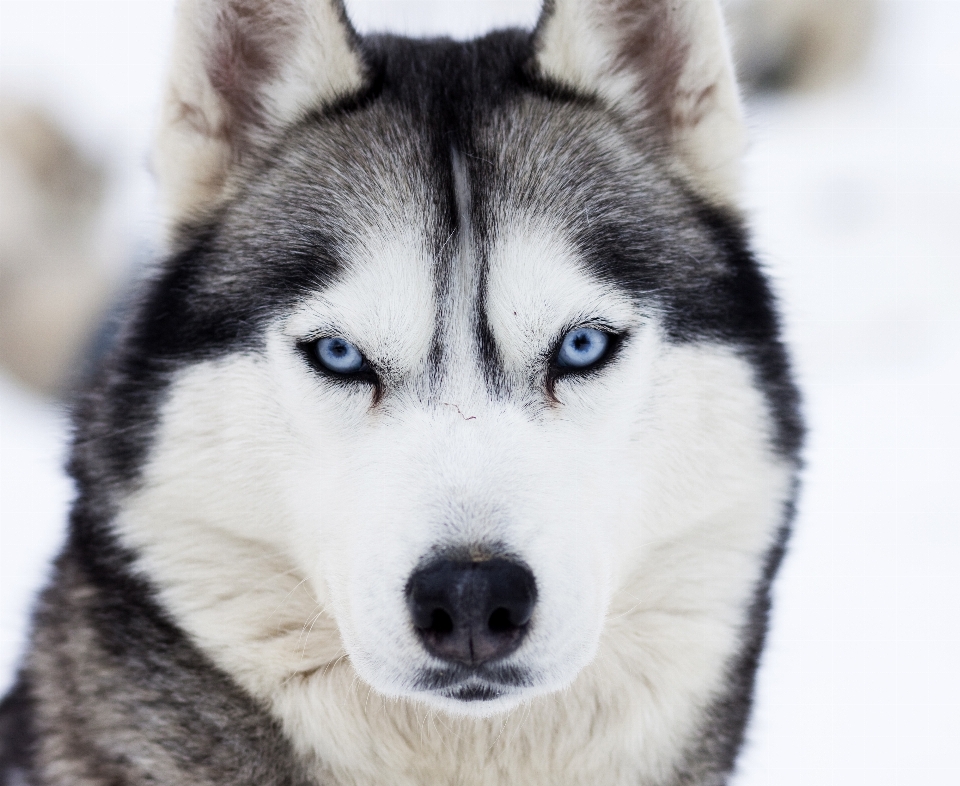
xmin=154 ymin=0 xmax=366 ymax=233
xmin=533 ymin=0 xmax=746 ymax=207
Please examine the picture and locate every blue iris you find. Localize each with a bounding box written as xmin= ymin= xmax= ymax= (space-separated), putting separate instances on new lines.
xmin=315 ymin=337 xmax=365 ymax=374
xmin=556 ymin=327 xmax=609 ymax=369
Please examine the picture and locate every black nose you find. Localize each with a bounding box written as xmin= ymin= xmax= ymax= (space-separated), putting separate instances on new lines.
xmin=406 ymin=558 xmax=537 ymax=665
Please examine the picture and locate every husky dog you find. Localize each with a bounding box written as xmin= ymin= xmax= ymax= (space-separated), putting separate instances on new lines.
xmin=0 ymin=0 xmax=801 ymax=783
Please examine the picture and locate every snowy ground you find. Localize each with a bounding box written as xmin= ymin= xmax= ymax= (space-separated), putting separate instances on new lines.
xmin=1 ymin=1 xmax=958 ymax=783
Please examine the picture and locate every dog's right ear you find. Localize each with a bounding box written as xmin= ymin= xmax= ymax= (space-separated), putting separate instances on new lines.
xmin=154 ymin=0 xmax=365 ymax=232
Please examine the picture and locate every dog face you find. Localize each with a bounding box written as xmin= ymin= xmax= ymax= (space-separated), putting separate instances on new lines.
xmin=268 ymin=114 xmax=657 ymax=712
xmin=88 ymin=0 xmax=799 ymax=730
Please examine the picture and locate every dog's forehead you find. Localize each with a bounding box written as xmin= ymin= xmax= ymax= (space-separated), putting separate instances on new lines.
xmin=275 ymin=99 xmax=647 ymax=372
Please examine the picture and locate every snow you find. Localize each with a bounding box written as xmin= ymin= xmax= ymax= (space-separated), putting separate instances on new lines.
xmin=1 ymin=1 xmax=958 ymax=781
xmin=735 ymin=3 xmax=960 ymax=781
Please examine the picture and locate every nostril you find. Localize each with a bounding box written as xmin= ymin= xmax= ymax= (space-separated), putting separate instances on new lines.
xmin=487 ymin=607 xmax=514 ymax=633
xmin=429 ymin=608 xmax=454 ymax=634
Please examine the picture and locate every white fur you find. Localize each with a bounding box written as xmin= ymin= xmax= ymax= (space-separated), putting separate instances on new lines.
xmin=535 ymin=0 xmax=746 ymax=208
xmin=116 ymin=213 xmax=792 ymax=783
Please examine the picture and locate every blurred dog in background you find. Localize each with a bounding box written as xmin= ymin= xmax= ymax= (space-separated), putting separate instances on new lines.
xmin=727 ymin=0 xmax=874 ymax=90
xmin=0 ymin=104 xmax=116 ymax=394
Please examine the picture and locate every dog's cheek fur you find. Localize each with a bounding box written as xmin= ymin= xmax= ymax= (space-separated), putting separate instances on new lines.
xmin=113 ymin=353 xmax=344 ymax=695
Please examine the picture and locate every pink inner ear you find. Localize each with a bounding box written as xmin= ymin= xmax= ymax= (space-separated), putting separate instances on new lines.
xmin=206 ymin=0 xmax=302 ymax=144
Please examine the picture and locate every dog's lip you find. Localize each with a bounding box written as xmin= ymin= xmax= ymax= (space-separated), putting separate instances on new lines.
xmin=440 ymin=680 xmax=507 ymax=702
xmin=414 ymin=663 xmax=531 ymax=697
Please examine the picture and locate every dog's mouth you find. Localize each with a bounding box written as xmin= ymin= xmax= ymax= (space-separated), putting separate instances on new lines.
xmin=442 ymin=680 xmax=506 ymax=702
xmin=414 ymin=663 xmax=532 ymax=703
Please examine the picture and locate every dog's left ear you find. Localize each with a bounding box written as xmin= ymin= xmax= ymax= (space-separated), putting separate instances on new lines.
xmin=532 ymin=0 xmax=745 ymax=207
xmin=154 ymin=0 xmax=366 ymax=233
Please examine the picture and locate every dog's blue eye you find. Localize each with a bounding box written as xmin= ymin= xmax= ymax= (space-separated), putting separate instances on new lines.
xmin=556 ymin=327 xmax=609 ymax=369
xmin=315 ymin=337 xmax=365 ymax=374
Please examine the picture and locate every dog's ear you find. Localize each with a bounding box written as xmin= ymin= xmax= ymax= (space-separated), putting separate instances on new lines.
xmin=532 ymin=0 xmax=745 ymax=207
xmin=154 ymin=0 xmax=365 ymax=229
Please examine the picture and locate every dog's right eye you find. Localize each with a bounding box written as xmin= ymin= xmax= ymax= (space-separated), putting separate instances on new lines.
xmin=310 ymin=337 xmax=367 ymax=376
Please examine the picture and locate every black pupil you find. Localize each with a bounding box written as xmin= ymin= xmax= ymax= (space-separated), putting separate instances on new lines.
xmin=330 ymin=341 xmax=347 ymax=357
xmin=573 ymin=333 xmax=590 ymax=352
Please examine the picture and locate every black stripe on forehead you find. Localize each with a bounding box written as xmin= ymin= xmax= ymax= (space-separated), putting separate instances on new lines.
xmin=361 ymin=31 xmax=540 ymax=395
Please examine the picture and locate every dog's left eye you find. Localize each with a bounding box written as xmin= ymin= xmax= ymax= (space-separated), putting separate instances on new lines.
xmin=313 ymin=337 xmax=366 ymax=375
xmin=555 ymin=327 xmax=610 ymax=370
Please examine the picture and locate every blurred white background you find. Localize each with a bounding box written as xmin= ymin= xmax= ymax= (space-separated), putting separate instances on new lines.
xmin=1 ymin=1 xmax=958 ymax=783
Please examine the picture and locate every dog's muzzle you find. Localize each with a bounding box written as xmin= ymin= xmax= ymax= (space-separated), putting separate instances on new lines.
xmin=406 ymin=557 xmax=537 ymax=667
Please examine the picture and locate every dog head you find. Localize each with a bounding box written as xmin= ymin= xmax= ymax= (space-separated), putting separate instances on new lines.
xmin=88 ymin=0 xmax=796 ymax=721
